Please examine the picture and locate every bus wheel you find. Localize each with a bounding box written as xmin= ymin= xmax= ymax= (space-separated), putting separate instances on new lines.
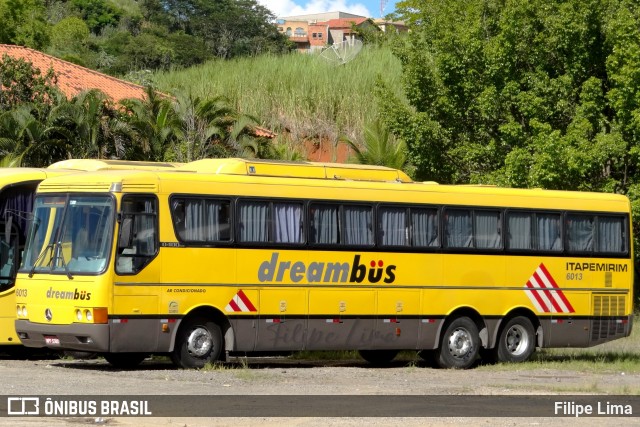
xmin=358 ymin=350 xmax=398 ymax=365
xmin=171 ymin=317 xmax=222 ymax=369
xmin=436 ymin=317 xmax=479 ymax=369
xmin=495 ymin=316 xmax=535 ymax=363
xmin=103 ymin=353 xmax=147 ymax=369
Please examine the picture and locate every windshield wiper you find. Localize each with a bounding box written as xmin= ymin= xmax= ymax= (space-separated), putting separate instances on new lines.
xmin=28 ymin=242 xmax=54 ymax=278
xmin=52 ymin=241 xmax=73 ymax=280
xmin=27 ymin=240 xmax=74 ymax=280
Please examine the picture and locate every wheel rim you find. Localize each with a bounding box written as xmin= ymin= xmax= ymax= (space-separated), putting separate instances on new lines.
xmin=447 ymin=327 xmax=472 ymax=359
xmin=504 ymin=324 xmax=529 ymax=356
xmin=186 ymin=326 xmax=213 ymax=357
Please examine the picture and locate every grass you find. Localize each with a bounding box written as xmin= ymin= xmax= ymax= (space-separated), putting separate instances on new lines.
xmin=475 ymin=319 xmax=640 ymax=374
xmin=151 ymin=45 xmax=405 ymax=147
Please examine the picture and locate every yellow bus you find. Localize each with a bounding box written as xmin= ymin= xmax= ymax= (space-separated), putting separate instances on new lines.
xmin=14 ymin=158 xmax=633 ymax=369
xmin=0 ymin=160 xmax=180 ymax=351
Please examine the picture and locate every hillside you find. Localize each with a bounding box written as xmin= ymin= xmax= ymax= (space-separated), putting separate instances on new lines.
xmin=151 ymin=45 xmax=405 ymax=160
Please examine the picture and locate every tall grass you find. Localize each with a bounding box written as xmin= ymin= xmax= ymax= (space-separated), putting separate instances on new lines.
xmin=152 ymin=45 xmax=404 ymax=144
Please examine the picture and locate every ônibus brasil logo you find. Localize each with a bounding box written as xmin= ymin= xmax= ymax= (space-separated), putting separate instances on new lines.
xmin=258 ymin=252 xmax=396 ymax=284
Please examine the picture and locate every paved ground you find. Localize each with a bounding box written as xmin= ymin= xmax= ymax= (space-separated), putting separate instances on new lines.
xmin=0 ymin=353 xmax=638 ymax=426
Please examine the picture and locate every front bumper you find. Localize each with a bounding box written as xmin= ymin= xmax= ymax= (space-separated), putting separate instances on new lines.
xmin=15 ymin=320 xmax=110 ymax=352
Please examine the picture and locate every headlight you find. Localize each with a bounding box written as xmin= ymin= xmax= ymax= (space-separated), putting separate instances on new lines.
xmin=85 ymin=310 xmax=93 ymax=322
xmin=22 ymin=306 xmax=27 ymax=318
xmin=16 ymin=306 xmax=22 ymax=317
xmin=76 ymin=309 xmax=82 ymax=321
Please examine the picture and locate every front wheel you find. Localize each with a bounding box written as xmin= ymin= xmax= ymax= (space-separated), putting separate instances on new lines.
xmin=358 ymin=350 xmax=398 ymax=366
xmin=495 ymin=316 xmax=536 ymax=363
xmin=435 ymin=317 xmax=479 ymax=369
xmin=171 ymin=317 xmax=222 ymax=369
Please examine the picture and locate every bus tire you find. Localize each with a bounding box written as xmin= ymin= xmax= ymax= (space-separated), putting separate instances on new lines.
xmin=435 ymin=317 xmax=479 ymax=369
xmin=103 ymin=352 xmax=147 ymax=369
xmin=171 ymin=317 xmax=222 ymax=369
xmin=358 ymin=350 xmax=398 ymax=365
xmin=495 ymin=316 xmax=535 ymax=363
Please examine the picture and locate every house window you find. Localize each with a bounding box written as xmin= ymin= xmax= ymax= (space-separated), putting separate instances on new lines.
xmin=318 ymin=33 xmax=323 ymax=39
xmin=294 ymin=27 xmax=305 ymax=37
xmin=312 ymin=33 xmax=317 ymax=39
xmin=286 ymin=27 xmax=292 ymax=36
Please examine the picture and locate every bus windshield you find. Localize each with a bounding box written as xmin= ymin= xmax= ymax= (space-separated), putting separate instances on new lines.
xmin=22 ymin=195 xmax=114 ymax=275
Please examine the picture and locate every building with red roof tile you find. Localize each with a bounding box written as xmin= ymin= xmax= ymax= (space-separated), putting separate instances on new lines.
xmin=276 ymin=12 xmax=377 ymax=52
xmin=0 ymin=44 xmax=147 ymax=103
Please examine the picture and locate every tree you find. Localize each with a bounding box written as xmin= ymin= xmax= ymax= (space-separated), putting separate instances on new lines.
xmin=383 ymin=0 xmax=639 ymax=190
xmin=0 ymin=0 xmax=50 ymax=49
xmin=0 ymin=100 xmax=72 ymax=166
xmin=51 ymin=89 xmax=120 ymax=159
xmin=339 ymin=119 xmax=407 ymax=169
xmin=50 ymin=17 xmax=91 ymax=53
xmin=141 ymin=0 xmax=291 ymax=59
xmin=118 ymin=86 xmax=180 ymax=161
xmin=384 ymin=0 xmax=640 ymax=302
xmin=0 ymin=54 xmax=59 ymax=113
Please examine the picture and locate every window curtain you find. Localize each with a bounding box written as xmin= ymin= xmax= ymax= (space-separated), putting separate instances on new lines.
xmin=475 ymin=211 xmax=501 ymax=249
xmin=567 ymin=215 xmax=594 ymax=252
xmin=411 ymin=209 xmax=438 ymax=247
xmin=446 ymin=210 xmax=473 ymax=248
xmin=239 ymin=202 xmax=268 ymax=242
xmin=274 ymin=202 xmax=302 ymax=243
xmin=380 ymin=207 xmax=406 ymax=246
xmin=311 ymin=205 xmax=338 ymax=244
xmin=179 ymin=199 xmax=228 ymax=242
xmin=537 ymin=214 xmax=561 ymax=251
xmin=0 ymin=186 xmax=35 ymax=246
xmin=508 ymin=213 xmax=532 ymax=250
xmin=598 ymin=217 xmax=624 ymax=253
xmin=343 ymin=206 xmax=372 ymax=245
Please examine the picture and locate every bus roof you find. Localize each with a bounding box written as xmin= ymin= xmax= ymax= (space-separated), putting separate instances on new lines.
xmin=177 ymin=158 xmax=413 ymax=183
xmin=35 ymin=159 xmax=631 ymax=213
xmin=49 ymin=159 xmax=182 ymax=171
xmin=0 ymin=167 xmax=74 ymax=188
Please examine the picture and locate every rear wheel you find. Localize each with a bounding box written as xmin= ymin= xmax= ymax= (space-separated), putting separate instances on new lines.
xmin=495 ymin=316 xmax=535 ymax=363
xmin=435 ymin=317 xmax=479 ymax=369
xmin=358 ymin=350 xmax=398 ymax=365
xmin=171 ymin=317 xmax=222 ymax=369
xmin=103 ymin=352 xmax=147 ymax=369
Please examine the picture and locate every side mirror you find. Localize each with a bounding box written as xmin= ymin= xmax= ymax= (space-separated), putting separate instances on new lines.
xmin=118 ymin=217 xmax=134 ymax=250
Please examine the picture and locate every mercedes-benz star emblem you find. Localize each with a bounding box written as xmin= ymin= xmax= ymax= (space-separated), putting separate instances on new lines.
xmin=44 ymin=308 xmax=52 ymax=322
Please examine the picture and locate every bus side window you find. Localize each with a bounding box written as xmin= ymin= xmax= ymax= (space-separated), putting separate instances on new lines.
xmin=537 ymin=213 xmax=562 ymax=251
xmin=379 ymin=206 xmax=406 ymax=246
xmin=445 ymin=209 xmax=473 ymax=248
xmin=597 ymin=216 xmax=626 ymax=253
xmin=238 ymin=200 xmax=269 ymax=243
xmin=310 ymin=204 xmax=339 ymax=245
xmin=411 ymin=208 xmax=438 ymax=247
xmin=567 ymin=214 xmax=594 ymax=253
xmin=475 ymin=210 xmax=502 ymax=250
xmin=342 ymin=205 xmax=373 ymax=246
xmin=507 ymin=212 xmax=533 ymax=250
xmin=116 ymin=196 xmax=158 ymax=275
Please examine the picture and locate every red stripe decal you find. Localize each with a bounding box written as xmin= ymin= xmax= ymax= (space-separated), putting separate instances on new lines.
xmin=228 ymin=299 xmax=241 ymax=312
xmin=526 ymin=280 xmax=550 ymax=312
xmin=236 ymin=290 xmax=257 ymax=312
xmin=539 ymin=263 xmax=575 ymax=312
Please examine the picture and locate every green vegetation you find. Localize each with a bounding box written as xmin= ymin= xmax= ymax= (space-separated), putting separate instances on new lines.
xmin=0 ymin=0 xmax=291 ymax=73
xmin=152 ymin=45 xmax=404 ymax=145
